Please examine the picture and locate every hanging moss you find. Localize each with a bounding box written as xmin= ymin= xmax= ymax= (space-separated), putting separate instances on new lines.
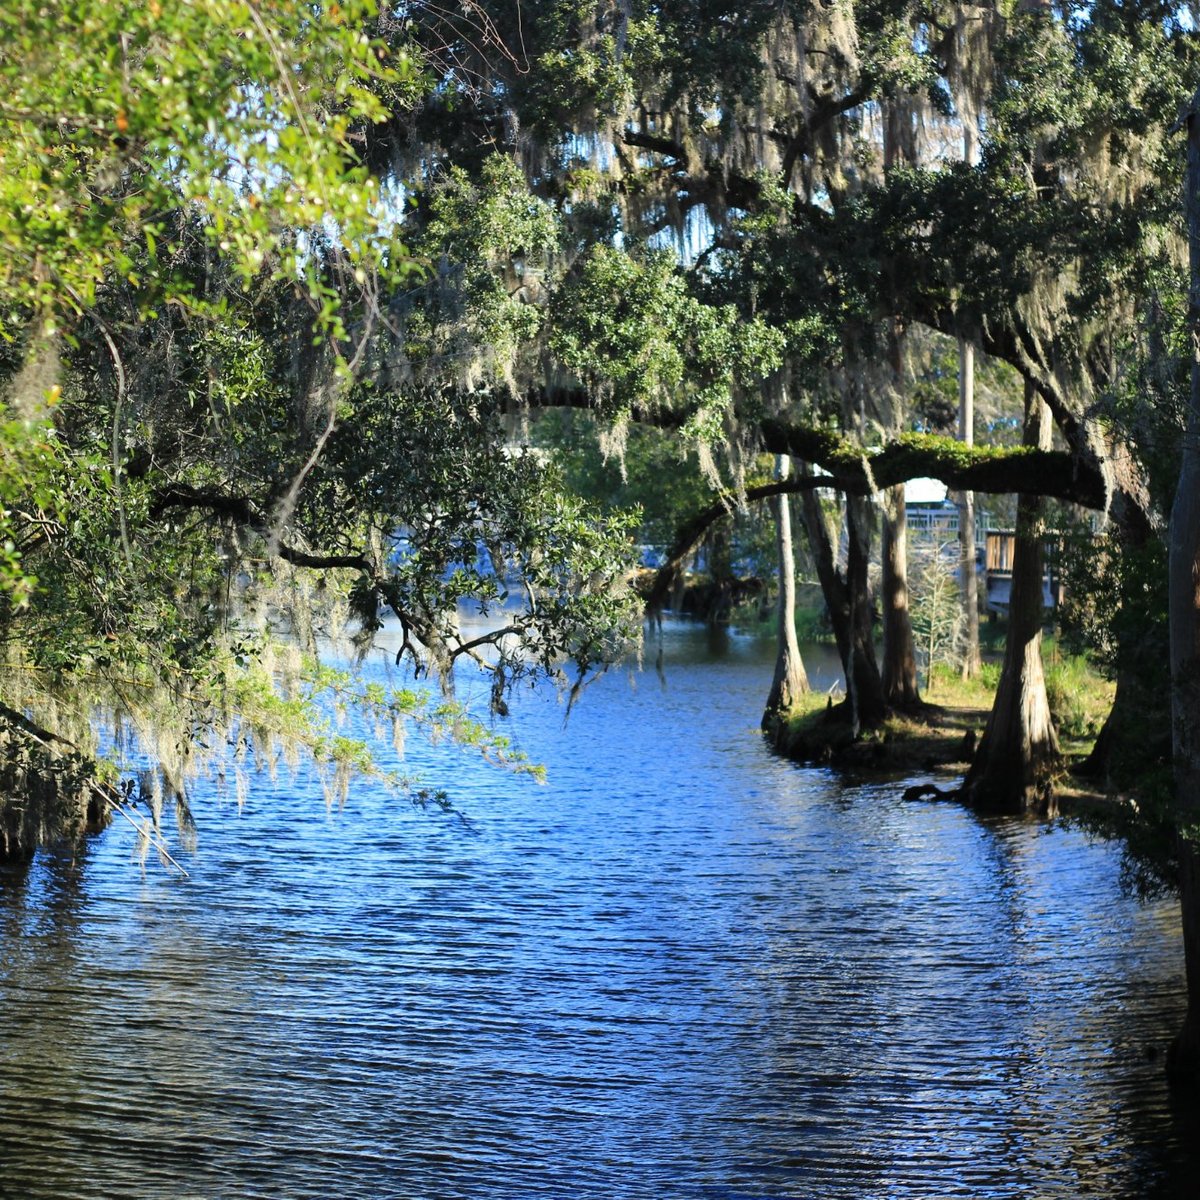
xmin=0 ymin=711 xmax=111 ymax=859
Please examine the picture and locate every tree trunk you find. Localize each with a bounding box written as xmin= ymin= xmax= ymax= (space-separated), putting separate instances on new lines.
xmin=960 ymin=380 xmax=1060 ymax=815
xmin=764 ymin=456 xmax=809 ymax=723
xmin=881 ymin=482 xmax=921 ymax=709
xmin=1077 ymin=651 xmax=1170 ymax=785
xmin=795 ymin=482 xmax=887 ymax=730
xmin=845 ymin=495 xmax=887 ymax=731
xmin=958 ymin=336 xmax=983 ymax=679
xmin=1076 ymin=668 xmax=1133 ymax=784
xmin=798 ymin=481 xmax=851 ymax=665
xmin=1168 ymin=95 xmax=1200 ymax=1078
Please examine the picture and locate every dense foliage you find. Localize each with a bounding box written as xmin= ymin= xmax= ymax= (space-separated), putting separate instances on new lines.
xmin=0 ymin=1 xmax=643 ymax=853
xmin=350 ymin=1 xmax=1200 ymax=896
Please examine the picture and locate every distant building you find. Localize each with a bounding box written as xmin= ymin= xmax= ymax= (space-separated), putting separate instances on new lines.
xmin=904 ymin=478 xmax=984 ymax=554
xmin=983 ymin=530 xmax=1063 ymax=614
xmin=903 ymin=480 xmax=1061 ymax=614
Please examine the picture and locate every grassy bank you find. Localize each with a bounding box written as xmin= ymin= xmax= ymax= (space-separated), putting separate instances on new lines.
xmin=771 ymin=641 xmax=1115 ymax=781
xmin=771 ymin=687 xmax=982 ymax=775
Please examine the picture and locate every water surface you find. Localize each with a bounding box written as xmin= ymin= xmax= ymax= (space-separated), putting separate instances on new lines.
xmin=1 ymin=623 xmax=1197 ymax=1198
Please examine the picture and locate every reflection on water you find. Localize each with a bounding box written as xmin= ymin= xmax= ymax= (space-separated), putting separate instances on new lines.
xmin=1 ymin=622 xmax=1196 ymax=1199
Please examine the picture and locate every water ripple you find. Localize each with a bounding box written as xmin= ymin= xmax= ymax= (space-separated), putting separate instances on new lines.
xmin=1 ymin=625 xmax=1196 ymax=1199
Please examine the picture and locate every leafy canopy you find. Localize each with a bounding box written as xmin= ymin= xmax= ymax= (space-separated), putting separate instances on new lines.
xmin=0 ymin=1 xmax=646 ymax=853
xmin=0 ymin=0 xmax=418 ymax=337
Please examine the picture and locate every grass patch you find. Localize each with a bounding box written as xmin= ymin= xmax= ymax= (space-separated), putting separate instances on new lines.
xmin=923 ymin=662 xmax=998 ymax=710
xmin=1042 ymin=638 xmax=1115 ymax=756
xmin=925 ymin=640 xmax=1112 ymax=757
xmin=773 ymin=689 xmax=982 ymax=774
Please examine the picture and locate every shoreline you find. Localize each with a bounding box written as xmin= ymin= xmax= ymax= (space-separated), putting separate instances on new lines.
xmin=763 ymin=694 xmax=1116 ymax=818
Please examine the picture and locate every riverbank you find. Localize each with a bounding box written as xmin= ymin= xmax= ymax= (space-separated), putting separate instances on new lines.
xmin=765 ymin=658 xmax=1117 ymax=800
xmin=765 ymin=692 xmax=982 ymax=775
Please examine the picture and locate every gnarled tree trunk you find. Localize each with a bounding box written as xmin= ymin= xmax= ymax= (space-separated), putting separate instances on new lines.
xmin=960 ymin=380 xmax=1060 ymax=814
xmin=881 ymin=482 xmax=921 ymax=710
xmin=764 ymin=456 xmax=809 ymax=723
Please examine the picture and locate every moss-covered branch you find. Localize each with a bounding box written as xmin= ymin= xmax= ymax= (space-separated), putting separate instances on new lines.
xmin=757 ymin=422 xmax=1109 ymax=509
xmin=525 ymin=391 xmax=1108 ymax=510
xmin=643 ymin=425 xmax=1108 ymax=616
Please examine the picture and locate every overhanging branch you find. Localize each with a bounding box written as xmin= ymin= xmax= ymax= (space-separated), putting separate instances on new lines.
xmin=643 ymin=425 xmax=1110 ymax=614
xmin=150 ymin=484 xmax=371 ymax=571
xmin=522 ymin=390 xmax=1109 ymax=508
xmin=644 ymin=477 xmax=826 ymax=612
xmin=757 ymin=421 xmax=1108 ymax=508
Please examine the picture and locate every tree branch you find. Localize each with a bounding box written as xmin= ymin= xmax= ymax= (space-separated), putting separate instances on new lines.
xmin=150 ymin=484 xmax=371 ymax=571
xmin=521 ymin=390 xmax=1109 ymax=508
xmin=642 ymin=426 xmax=1112 ymax=616
xmin=780 ymin=81 xmax=873 ymax=185
xmin=757 ymin=421 xmax=1109 ymax=508
xmin=620 ymin=127 xmax=687 ymax=160
xmin=0 ymin=699 xmax=80 ymax=751
xmin=644 ymin=477 xmax=827 ymax=612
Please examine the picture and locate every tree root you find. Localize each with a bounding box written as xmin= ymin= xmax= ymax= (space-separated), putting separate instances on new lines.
xmin=902 ymin=782 xmax=961 ymax=803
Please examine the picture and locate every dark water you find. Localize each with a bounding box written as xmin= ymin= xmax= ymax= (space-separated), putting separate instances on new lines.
xmin=2 ymin=622 xmax=1198 ymax=1199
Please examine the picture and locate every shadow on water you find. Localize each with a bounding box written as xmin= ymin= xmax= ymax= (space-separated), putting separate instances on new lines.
xmin=968 ymin=818 xmax=1192 ymax=1198
xmin=0 ymin=620 xmax=1194 ymax=1199
xmin=1 ymin=841 xmax=92 ymax=936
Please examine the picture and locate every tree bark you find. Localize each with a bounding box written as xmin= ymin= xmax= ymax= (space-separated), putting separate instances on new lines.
xmin=764 ymin=456 xmax=809 ymax=723
xmin=1076 ymin=669 xmax=1133 ymax=784
xmin=1077 ymin=632 xmax=1170 ymax=785
xmin=845 ymin=495 xmax=887 ymax=731
xmin=797 ymin=482 xmax=850 ymax=665
xmin=958 ymin=336 xmax=983 ymax=679
xmin=960 ymin=380 xmax=1061 ymax=815
xmin=1168 ymin=94 xmax=1200 ymax=1078
xmin=795 ymin=483 xmax=887 ymax=730
xmin=881 ymin=482 xmax=921 ymax=709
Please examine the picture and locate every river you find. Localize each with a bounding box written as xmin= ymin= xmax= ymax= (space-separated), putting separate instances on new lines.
xmin=1 ymin=621 xmax=1197 ymax=1199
